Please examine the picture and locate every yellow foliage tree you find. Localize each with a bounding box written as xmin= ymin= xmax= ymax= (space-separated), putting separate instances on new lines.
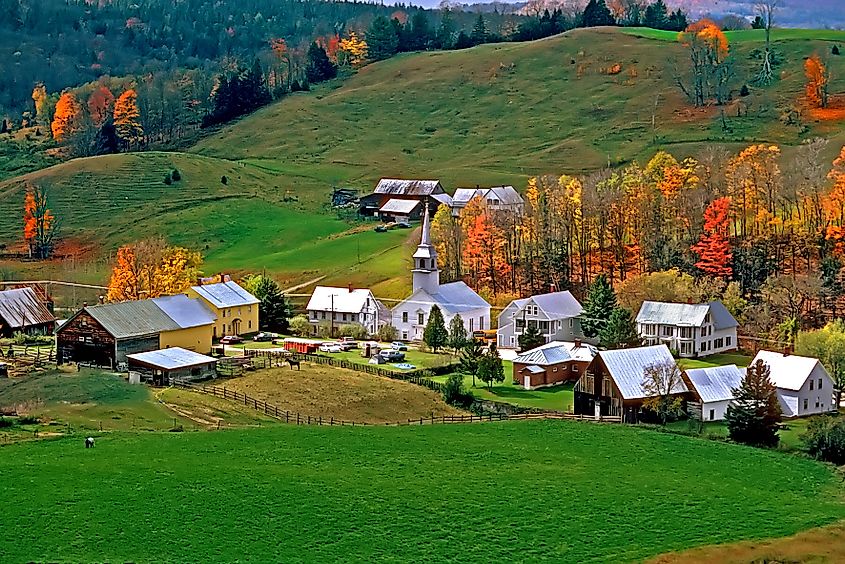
xmin=725 ymin=144 xmax=782 ymax=237
xmin=107 ymin=238 xmax=202 ymax=302
xmin=31 ymin=83 xmax=52 ymax=130
xmin=113 ymin=89 xmax=144 ymax=149
xmin=338 ymin=32 xmax=368 ymax=67
xmin=51 ymin=91 xmax=82 ymax=142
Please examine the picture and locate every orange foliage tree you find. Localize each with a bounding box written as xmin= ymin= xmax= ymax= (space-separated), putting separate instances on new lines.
xmin=107 ymin=238 xmax=202 ymax=302
xmin=805 ymin=54 xmax=829 ymax=109
xmin=460 ymin=197 xmax=510 ymax=295
xmin=88 ymin=85 xmax=115 ymax=128
xmin=677 ymin=19 xmax=730 ymax=106
xmin=692 ymin=197 xmax=733 ymax=277
xmin=113 ymin=89 xmax=144 ymax=149
xmin=51 ymin=91 xmax=82 ymax=141
xmin=22 ymin=184 xmax=58 ymax=259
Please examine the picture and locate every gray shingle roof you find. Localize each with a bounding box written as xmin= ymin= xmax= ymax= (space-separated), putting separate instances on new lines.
xmin=453 ymin=186 xmax=524 ymax=206
xmin=374 ymin=179 xmax=443 ymax=196
xmin=127 ymin=347 xmax=218 ymax=370
xmin=191 ymin=281 xmax=258 ymax=308
xmin=0 ymin=287 xmax=56 ymax=329
xmin=685 ymin=365 xmax=744 ymax=403
xmin=636 ymin=300 xmax=738 ymax=329
xmin=431 ymin=282 xmax=491 ymax=314
xmin=598 ymin=345 xmax=687 ymax=400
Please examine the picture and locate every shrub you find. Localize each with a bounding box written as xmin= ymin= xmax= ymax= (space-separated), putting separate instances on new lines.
xmin=377 ymin=324 xmax=398 ymax=342
xmin=11 ymin=332 xmax=26 ymax=345
xmin=288 ymin=314 xmax=312 ymax=337
xmin=171 ymin=169 xmax=181 ymax=181
xmin=163 ymin=173 xmax=172 ymax=185
xmin=0 ymin=418 xmax=13 ymax=428
xmin=802 ymin=416 xmax=845 ymax=465
xmin=18 ymin=415 xmax=38 ymax=425
xmin=740 ymin=84 xmax=750 ymax=97
xmin=338 ymin=323 xmax=369 ymax=340
xmin=221 ymin=175 xmax=228 ymax=185
xmin=834 ymin=45 xmax=841 ymax=56
xmin=442 ymin=373 xmax=473 ymax=408
xmin=316 ymin=320 xmax=333 ymax=339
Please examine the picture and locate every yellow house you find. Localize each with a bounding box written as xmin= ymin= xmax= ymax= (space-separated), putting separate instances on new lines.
xmin=152 ymin=294 xmax=216 ymax=353
xmin=187 ymin=281 xmax=259 ymax=338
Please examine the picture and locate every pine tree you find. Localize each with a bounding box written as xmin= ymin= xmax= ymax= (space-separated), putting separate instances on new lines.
xmin=518 ymin=324 xmax=545 ymax=352
xmin=470 ymin=14 xmax=488 ymax=45
xmin=725 ymin=359 xmax=782 ymax=447
xmin=581 ymin=274 xmax=618 ymax=338
xmin=113 ymin=89 xmax=143 ymax=150
xmin=306 ymin=42 xmax=337 ymax=84
xmin=409 ymin=10 xmax=432 ymax=51
xmin=423 ymin=305 xmax=448 ymax=353
xmin=435 ymin=9 xmax=456 ymax=49
xmin=643 ymin=0 xmax=668 ymax=29
xmin=254 ymin=275 xmax=291 ymax=333
xmin=366 ymin=15 xmax=399 ymax=61
xmin=448 ymin=314 xmax=468 ymax=351
xmin=580 ymin=0 xmax=615 ymax=28
xmin=477 ymin=343 xmax=505 ymax=390
xmin=460 ymin=338 xmax=483 ymax=387
xmin=599 ymin=308 xmax=641 ymax=349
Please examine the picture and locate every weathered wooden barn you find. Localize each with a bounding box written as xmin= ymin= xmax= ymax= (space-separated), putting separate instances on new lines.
xmin=127 ymin=347 xmax=218 ymax=386
xmin=358 ymin=179 xmax=452 ymax=221
xmin=56 ymin=295 xmax=215 ymax=368
xmin=0 ymin=287 xmax=56 ymax=337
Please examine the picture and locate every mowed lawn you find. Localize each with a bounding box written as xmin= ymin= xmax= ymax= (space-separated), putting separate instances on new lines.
xmin=677 ymin=352 xmax=752 ymax=370
xmin=1 ymin=422 xmax=843 ymax=562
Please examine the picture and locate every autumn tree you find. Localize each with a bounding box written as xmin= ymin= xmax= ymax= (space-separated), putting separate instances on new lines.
xmin=796 ymin=321 xmax=845 ymax=408
xmin=22 ymin=184 xmax=58 ymax=259
xmin=641 ymin=359 xmax=686 ymax=425
xmin=461 ymin=196 xmax=510 ymax=295
xmin=113 ymin=89 xmax=144 ymax=150
xmin=51 ymin=91 xmax=82 ymax=142
xmin=725 ymin=359 xmax=781 ymax=447
xmin=87 ymin=86 xmax=115 ymax=128
xmin=805 ymin=54 xmax=830 ymax=109
xmin=338 ymin=32 xmax=368 ymax=67
xmin=31 ymin=83 xmax=54 ymax=131
xmin=431 ymin=203 xmax=462 ymax=281
xmin=107 ymin=238 xmax=201 ymax=302
xmin=677 ymin=19 xmax=730 ymax=106
xmin=692 ymin=196 xmax=733 ymax=277
xmin=725 ymin=144 xmax=783 ymax=238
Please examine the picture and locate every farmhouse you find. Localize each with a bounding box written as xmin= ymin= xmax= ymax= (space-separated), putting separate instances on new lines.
xmin=497 ymin=290 xmax=584 ymax=349
xmin=392 ymin=204 xmax=490 ymax=340
xmin=187 ymin=280 xmax=259 ymax=338
xmin=56 ymin=295 xmax=216 ymax=368
xmin=636 ymin=300 xmax=738 ymax=358
xmin=684 ymin=364 xmax=745 ymax=421
xmin=451 ymin=185 xmax=524 ymax=216
xmin=358 ymin=178 xmax=452 ymax=221
xmin=512 ymin=340 xmax=597 ymax=390
xmin=127 ymin=347 xmax=218 ymax=386
xmin=752 ymin=350 xmax=835 ymax=417
xmin=306 ymin=286 xmax=389 ymax=336
xmin=574 ymin=344 xmax=689 ymax=423
xmin=0 ymin=287 xmax=56 ymax=337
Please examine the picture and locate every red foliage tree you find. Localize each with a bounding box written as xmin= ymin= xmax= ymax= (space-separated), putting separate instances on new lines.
xmin=692 ymin=197 xmax=733 ymax=277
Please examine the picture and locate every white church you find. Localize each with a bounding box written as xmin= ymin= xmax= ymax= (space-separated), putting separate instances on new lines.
xmin=392 ymin=203 xmax=491 ymax=341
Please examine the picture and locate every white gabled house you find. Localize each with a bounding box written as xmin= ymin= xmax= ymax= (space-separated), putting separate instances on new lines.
xmin=451 ymin=185 xmax=524 ymax=216
xmin=306 ymin=286 xmax=389 ymax=336
xmin=752 ymin=350 xmax=836 ymax=417
xmin=636 ymin=300 xmax=738 ymax=358
xmin=684 ymin=364 xmax=745 ymax=421
xmin=497 ymin=291 xmax=584 ymax=349
xmin=392 ymin=203 xmax=491 ymax=341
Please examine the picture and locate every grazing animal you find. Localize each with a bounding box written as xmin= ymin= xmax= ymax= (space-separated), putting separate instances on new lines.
xmin=85 ymin=437 xmax=95 ymax=449
xmin=286 ymin=358 xmax=300 ymax=370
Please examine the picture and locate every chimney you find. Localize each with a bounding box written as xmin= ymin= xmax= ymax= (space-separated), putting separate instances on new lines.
xmin=82 ymin=302 xmax=88 ymax=308
xmin=574 ymin=338 xmax=582 ymax=349
xmin=98 ymin=295 xmax=105 ymax=305
xmin=550 ymin=283 xmax=556 ymax=293
xmin=348 ymin=283 xmax=353 ymax=293
xmin=784 ymin=345 xmax=793 ymax=357
xmin=687 ymin=297 xmax=693 ymax=304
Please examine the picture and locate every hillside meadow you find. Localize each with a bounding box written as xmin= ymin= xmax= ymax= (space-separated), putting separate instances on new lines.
xmin=0 ymin=421 xmax=842 ymax=562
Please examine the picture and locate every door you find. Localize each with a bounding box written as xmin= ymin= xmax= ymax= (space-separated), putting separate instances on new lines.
xmin=232 ymin=319 xmax=242 ymax=336
xmin=523 ymin=375 xmax=531 ymax=390
xmin=594 ymin=402 xmax=601 ymax=420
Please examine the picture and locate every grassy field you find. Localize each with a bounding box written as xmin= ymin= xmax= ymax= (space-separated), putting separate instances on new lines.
xmin=0 ymin=421 xmax=842 ymax=562
xmin=624 ymin=27 xmax=845 ymax=43
xmin=214 ymin=363 xmax=463 ymax=423
xmin=677 ymin=352 xmax=752 ymax=370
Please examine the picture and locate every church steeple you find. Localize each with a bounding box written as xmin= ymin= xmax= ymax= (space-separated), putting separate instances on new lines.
xmin=412 ymin=200 xmax=440 ymax=294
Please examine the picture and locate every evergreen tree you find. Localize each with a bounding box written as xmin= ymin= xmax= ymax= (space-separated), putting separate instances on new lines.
xmin=423 ymin=305 xmax=448 ymax=353
xmin=93 ymin=122 xmax=118 ymax=155
xmin=366 ymin=15 xmax=399 ymax=61
xmin=448 ymin=314 xmax=468 ymax=351
xmin=454 ymin=31 xmax=472 ymax=50
xmin=470 ymin=14 xmax=488 ymax=46
xmin=253 ymin=275 xmax=292 ymax=333
xmin=580 ymin=0 xmax=615 ymax=28
xmin=518 ymin=324 xmax=545 ymax=352
xmin=306 ymin=42 xmax=337 ymax=84
xmin=643 ymin=0 xmax=668 ymax=29
xmin=725 ymin=359 xmax=782 ymax=447
xmin=460 ymin=338 xmax=483 ymax=387
xmin=477 ymin=343 xmax=505 ymax=390
xmin=666 ymin=9 xmax=688 ymax=32
xmin=581 ymin=274 xmax=618 ymax=338
xmin=409 ymin=10 xmax=432 ymax=51
xmin=599 ymin=308 xmax=641 ymax=349
xmin=435 ymin=9 xmax=456 ymax=49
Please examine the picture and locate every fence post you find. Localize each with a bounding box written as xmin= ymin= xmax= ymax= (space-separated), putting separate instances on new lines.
xmin=331 ymin=417 xmax=334 ymax=426
xmin=319 ymin=416 xmax=322 ymax=426
xmin=297 ymin=413 xmax=300 ymax=425
xmin=286 ymin=411 xmax=289 ymax=423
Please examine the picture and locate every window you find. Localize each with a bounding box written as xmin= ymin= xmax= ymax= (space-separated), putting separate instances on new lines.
xmin=572 ymin=365 xmax=578 ymax=372
xmin=553 ymin=367 xmax=558 ymax=372
xmin=726 ymin=336 xmax=732 ymax=346
xmin=816 ymin=398 xmax=820 ymax=408
xmin=248 ymin=320 xmax=252 ymax=329
xmin=191 ymin=368 xmax=201 ymax=377
xmin=321 ymin=312 xmax=326 ymax=320
xmin=569 ymin=319 xmax=574 ymax=328
xmin=342 ymin=313 xmax=347 ymax=322
xmin=78 ymin=336 xmax=85 ymax=342
xmin=479 ymin=317 xmax=484 ymax=330
xmin=709 ymin=409 xmax=715 ymax=421
xmin=601 ymin=377 xmax=612 ymax=397
xmin=510 ymin=336 xmax=515 ymax=345
xmin=803 ymin=398 xmax=809 ymax=411
xmin=469 ymin=318 xmax=474 ymax=331
xmin=662 ymin=326 xmax=673 ymax=337
xmin=819 ymin=378 xmax=823 ymax=389
xmin=402 ymin=312 xmax=408 ymax=323
xmin=810 ymin=379 xmax=814 ymax=390
xmin=402 ymin=331 xmax=408 ymax=340
xmin=418 ymin=313 xmax=424 ymax=325
xmin=332 ymin=312 xmax=337 ymax=320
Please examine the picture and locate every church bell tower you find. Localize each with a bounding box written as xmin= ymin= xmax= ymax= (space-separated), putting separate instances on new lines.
xmin=412 ymin=200 xmax=440 ymax=295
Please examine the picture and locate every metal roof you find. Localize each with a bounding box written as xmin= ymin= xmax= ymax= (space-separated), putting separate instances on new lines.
xmin=685 ymin=364 xmax=744 ymax=403
xmin=379 ymin=199 xmax=421 ymax=214
xmin=374 ymin=179 xmax=443 ymax=196
xmin=85 ymin=300 xmax=181 ymax=339
xmin=307 ymin=286 xmax=376 ymax=314
xmin=514 ymin=341 xmax=598 ymax=366
xmin=430 ymin=282 xmax=491 ymax=314
xmin=127 ymin=347 xmax=218 ymax=370
xmin=752 ymin=350 xmax=827 ymax=391
xmin=432 ymin=193 xmax=453 ymax=207
xmin=598 ymin=345 xmax=687 ymax=400
xmin=453 ymin=186 xmax=524 ymax=207
xmin=530 ymin=291 xmax=583 ymax=319
xmin=0 ymin=287 xmax=56 ymax=329
xmin=152 ymin=295 xmax=216 ymax=329
xmin=191 ymin=281 xmax=258 ymax=308
xmin=636 ymin=300 xmax=738 ymax=330
xmin=524 ymin=365 xmax=545 ymax=374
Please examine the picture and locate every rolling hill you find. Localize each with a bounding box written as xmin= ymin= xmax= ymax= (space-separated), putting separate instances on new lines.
xmin=3 ymin=27 xmax=845 ymax=294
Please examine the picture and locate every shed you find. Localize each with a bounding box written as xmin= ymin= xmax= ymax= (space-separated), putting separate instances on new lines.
xmin=127 ymin=347 xmax=218 ymax=386
xmin=512 ymin=340 xmax=597 ymax=389
xmin=0 ymin=287 xmax=57 ymax=337
xmin=684 ymin=364 xmax=744 ymax=421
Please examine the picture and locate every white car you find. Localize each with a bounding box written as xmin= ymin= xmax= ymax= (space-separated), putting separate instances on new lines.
xmin=319 ymin=343 xmax=343 ymax=353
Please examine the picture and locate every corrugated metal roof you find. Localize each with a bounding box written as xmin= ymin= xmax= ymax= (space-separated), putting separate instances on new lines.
xmin=152 ymin=295 xmax=216 ymax=329
xmin=374 ymin=179 xmax=443 ymax=196
xmin=191 ymin=281 xmax=258 ymax=308
xmin=453 ymin=186 xmax=524 ymax=206
xmin=598 ymin=345 xmax=687 ymax=400
xmin=307 ymin=286 xmax=375 ymax=314
xmin=380 ymin=199 xmax=421 ymax=214
xmin=0 ymin=287 xmax=55 ymax=329
xmin=636 ymin=300 xmax=737 ymax=329
xmin=432 ymin=193 xmax=453 ymax=206
xmin=514 ymin=341 xmax=598 ymax=366
xmin=127 ymin=347 xmax=218 ymax=370
xmin=685 ymin=364 xmax=744 ymax=403
xmin=524 ymin=365 xmax=544 ymax=374
xmin=430 ymin=282 xmax=490 ymax=314
xmin=530 ymin=291 xmax=583 ymax=319
xmin=752 ymin=350 xmax=825 ymax=391
xmin=86 ymin=300 xmax=181 ymax=339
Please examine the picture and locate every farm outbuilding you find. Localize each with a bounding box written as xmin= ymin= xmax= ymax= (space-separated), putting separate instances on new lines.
xmin=0 ymin=287 xmax=56 ymax=337
xmin=512 ymin=340 xmax=597 ymax=390
xmin=127 ymin=347 xmax=218 ymax=386
xmin=283 ymin=338 xmax=322 ymax=354
xmin=683 ymin=364 xmax=745 ymax=421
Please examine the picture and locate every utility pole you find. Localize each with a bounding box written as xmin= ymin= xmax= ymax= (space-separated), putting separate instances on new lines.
xmin=330 ymin=293 xmax=336 ymax=338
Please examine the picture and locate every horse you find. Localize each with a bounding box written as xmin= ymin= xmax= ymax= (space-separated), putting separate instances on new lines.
xmin=286 ymin=358 xmax=301 ymax=370
xmin=85 ymin=437 xmax=95 ymax=449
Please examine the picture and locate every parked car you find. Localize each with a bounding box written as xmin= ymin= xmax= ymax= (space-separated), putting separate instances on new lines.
xmin=396 ymin=221 xmax=411 ymax=229
xmin=340 ymin=338 xmax=359 ymax=349
xmin=253 ymin=332 xmax=276 ymax=342
xmin=220 ymin=335 xmax=243 ymax=344
xmin=319 ymin=343 xmax=343 ymax=353
xmin=374 ymin=225 xmax=388 ymax=233
xmin=391 ymin=341 xmax=408 ymax=351
xmin=379 ymin=350 xmax=406 ymax=362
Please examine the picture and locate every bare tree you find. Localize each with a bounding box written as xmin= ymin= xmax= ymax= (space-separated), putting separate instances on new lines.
xmin=755 ymin=0 xmax=779 ymax=84
xmin=641 ymin=360 xmax=686 ymax=425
